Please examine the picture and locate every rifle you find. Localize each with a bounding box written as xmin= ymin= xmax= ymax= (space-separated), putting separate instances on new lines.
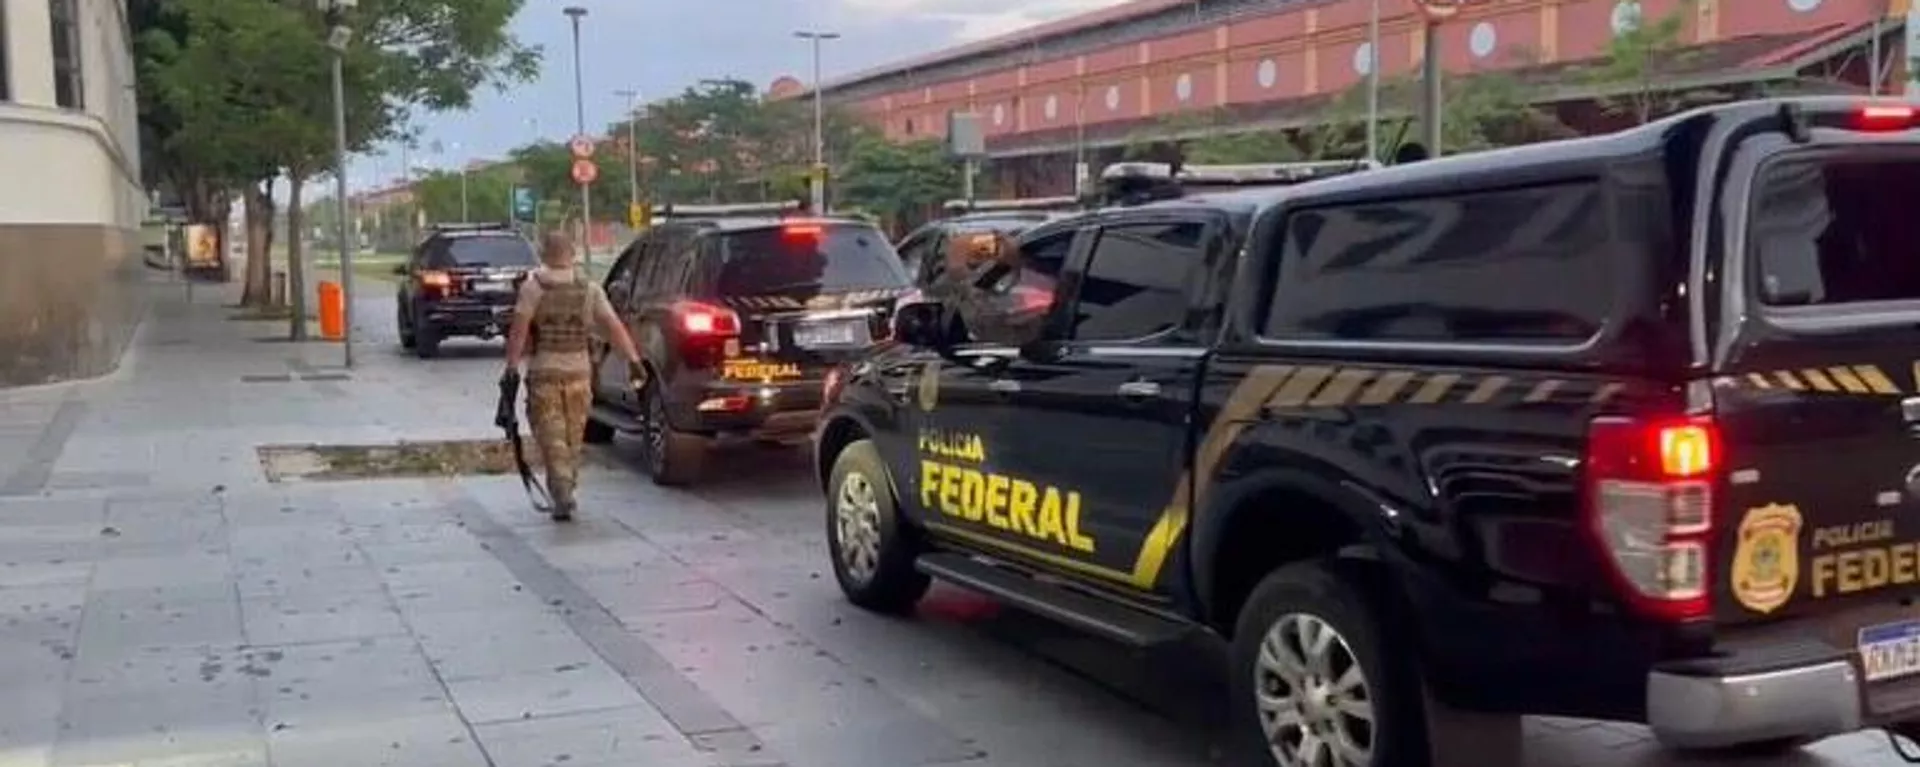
xmin=495 ymin=369 xmax=554 ymax=512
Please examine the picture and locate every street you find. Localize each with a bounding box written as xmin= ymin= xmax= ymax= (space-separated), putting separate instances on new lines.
xmin=0 ymin=272 xmax=1909 ymax=767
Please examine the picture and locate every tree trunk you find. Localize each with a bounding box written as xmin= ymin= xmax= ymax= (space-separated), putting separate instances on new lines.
xmin=286 ymin=173 xmax=309 ymax=341
xmin=241 ymin=180 xmax=276 ymax=307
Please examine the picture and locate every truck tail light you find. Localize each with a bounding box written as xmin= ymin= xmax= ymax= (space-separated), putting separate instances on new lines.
xmin=1582 ymin=416 xmax=1719 ymax=622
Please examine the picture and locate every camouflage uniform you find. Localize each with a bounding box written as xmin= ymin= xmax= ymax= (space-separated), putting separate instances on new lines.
xmin=522 ymin=270 xmax=597 ymax=513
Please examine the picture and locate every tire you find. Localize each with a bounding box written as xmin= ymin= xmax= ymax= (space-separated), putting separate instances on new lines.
xmin=1231 ymin=560 xmax=1428 ymax=767
xmin=825 ymin=439 xmax=930 ymax=614
xmin=583 ymin=416 xmax=615 ymax=445
xmin=398 ymin=303 xmax=416 ymax=350
xmin=413 ymin=314 xmax=441 ymax=359
xmin=641 ymin=383 xmax=703 ymax=486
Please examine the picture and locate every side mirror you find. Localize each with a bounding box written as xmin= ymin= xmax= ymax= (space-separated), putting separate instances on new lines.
xmin=391 ymin=264 xmax=407 ymax=276
xmin=891 ymin=301 xmax=948 ymax=348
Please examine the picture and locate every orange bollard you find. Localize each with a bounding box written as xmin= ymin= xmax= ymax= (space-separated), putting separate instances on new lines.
xmin=317 ymin=281 xmax=344 ymax=340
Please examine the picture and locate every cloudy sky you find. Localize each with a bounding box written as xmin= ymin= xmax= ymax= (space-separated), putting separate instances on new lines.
xmin=359 ymin=0 xmax=1131 ymax=191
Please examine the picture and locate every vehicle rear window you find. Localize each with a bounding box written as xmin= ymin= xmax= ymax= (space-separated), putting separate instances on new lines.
xmin=426 ymin=235 xmax=537 ymax=268
xmin=712 ymin=224 xmax=908 ymax=295
xmin=1752 ymin=155 xmax=1920 ymax=307
xmin=1263 ymin=180 xmax=1611 ymax=344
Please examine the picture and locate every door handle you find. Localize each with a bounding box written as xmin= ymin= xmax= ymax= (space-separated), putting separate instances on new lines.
xmin=1117 ymin=381 xmax=1160 ymax=399
xmin=989 ymin=379 xmax=1021 ymax=394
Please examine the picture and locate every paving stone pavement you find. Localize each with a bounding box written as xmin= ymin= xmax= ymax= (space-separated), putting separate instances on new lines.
xmin=1 ymin=276 xmax=1917 ymax=767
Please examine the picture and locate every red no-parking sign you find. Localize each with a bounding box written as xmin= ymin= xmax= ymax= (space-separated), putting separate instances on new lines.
xmin=571 ymin=159 xmax=598 ymax=185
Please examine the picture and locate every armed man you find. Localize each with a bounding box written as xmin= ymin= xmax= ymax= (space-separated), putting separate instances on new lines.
xmin=502 ymin=230 xmax=645 ymax=521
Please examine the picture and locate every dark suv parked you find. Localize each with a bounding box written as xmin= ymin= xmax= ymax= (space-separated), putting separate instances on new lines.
xmin=395 ymin=223 xmax=538 ymax=358
xmin=584 ymin=205 xmax=912 ymax=485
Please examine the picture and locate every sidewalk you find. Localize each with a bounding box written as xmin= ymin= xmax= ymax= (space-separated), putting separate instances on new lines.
xmin=0 ymin=279 xmax=724 ymax=767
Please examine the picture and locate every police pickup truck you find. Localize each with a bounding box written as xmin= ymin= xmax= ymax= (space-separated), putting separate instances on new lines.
xmin=812 ymin=99 xmax=1920 ymax=766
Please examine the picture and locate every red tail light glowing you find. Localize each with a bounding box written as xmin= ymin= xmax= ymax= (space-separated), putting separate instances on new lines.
xmin=1583 ymin=416 xmax=1719 ymax=621
xmin=1855 ymin=104 xmax=1917 ymax=131
xmin=675 ymin=301 xmax=741 ymax=337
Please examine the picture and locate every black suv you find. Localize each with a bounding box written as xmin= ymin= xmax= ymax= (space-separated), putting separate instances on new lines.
xmin=585 ymin=206 xmax=912 ymax=485
xmin=814 ymin=98 xmax=1920 ymax=766
xmin=894 ymin=198 xmax=1080 ymax=292
xmin=395 ymin=223 xmax=538 ymax=357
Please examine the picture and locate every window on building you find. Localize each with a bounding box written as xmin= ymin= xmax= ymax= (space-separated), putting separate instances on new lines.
xmin=1 ymin=3 xmax=10 ymax=101
xmin=50 ymin=0 xmax=83 ymax=109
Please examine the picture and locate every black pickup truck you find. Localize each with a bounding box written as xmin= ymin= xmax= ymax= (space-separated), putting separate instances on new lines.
xmin=812 ymin=98 xmax=1920 ymax=766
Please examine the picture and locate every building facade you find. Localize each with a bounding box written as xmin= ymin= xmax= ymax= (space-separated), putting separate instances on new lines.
xmin=810 ymin=0 xmax=1902 ymax=194
xmin=0 ymin=0 xmax=145 ymax=387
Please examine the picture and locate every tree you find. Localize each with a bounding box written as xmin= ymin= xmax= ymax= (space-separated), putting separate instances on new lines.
xmin=837 ymin=135 xmax=962 ymax=233
xmin=1584 ymin=0 xmax=1718 ymax=124
xmin=1184 ymin=128 xmax=1305 ymax=164
xmin=134 ymin=0 xmax=538 ymax=324
xmin=411 ymin=167 xmax=521 ymax=225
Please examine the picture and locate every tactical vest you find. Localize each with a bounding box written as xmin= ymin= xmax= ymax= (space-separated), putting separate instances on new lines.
xmin=529 ymin=272 xmax=592 ymax=356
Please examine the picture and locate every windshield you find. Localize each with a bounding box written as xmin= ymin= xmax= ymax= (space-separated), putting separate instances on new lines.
xmin=427 ymin=235 xmax=537 ymax=269
xmin=713 ymin=224 xmax=908 ymax=295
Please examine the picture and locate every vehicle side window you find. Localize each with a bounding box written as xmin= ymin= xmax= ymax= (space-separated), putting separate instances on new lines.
xmin=1067 ymin=221 xmax=1204 ymax=343
xmin=604 ymin=242 xmax=644 ymax=306
xmin=1752 ymin=155 xmax=1920 ymax=307
xmin=896 ymin=230 xmax=937 ymax=285
xmin=947 ymin=228 xmax=1076 ymax=347
xmin=631 ymin=231 xmax=678 ymax=297
xmin=651 ymin=234 xmax=701 ymax=295
xmin=1264 ymin=181 xmax=1609 ymax=344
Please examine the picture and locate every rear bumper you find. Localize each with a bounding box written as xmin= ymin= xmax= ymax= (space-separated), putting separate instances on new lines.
xmin=678 ymin=379 xmax=824 ymax=439
xmin=421 ymin=302 xmax=513 ymax=337
xmin=1647 ymin=657 xmax=1860 ymax=748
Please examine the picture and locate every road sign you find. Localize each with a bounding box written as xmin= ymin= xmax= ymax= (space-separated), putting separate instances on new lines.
xmin=511 ymin=186 xmax=537 ymax=222
xmin=569 ymin=136 xmax=596 ymax=159
xmin=571 ymin=159 xmax=599 ymax=185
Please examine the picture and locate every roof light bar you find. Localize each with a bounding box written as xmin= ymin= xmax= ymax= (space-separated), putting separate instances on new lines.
xmin=942 ymin=196 xmax=1081 ymax=213
xmin=425 ymin=221 xmax=516 ymax=232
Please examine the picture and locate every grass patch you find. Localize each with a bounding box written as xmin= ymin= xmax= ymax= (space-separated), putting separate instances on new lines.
xmin=258 ymin=439 xmax=536 ymax=483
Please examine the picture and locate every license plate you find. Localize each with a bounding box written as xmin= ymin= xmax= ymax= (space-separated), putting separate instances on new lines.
xmin=471 ymin=281 xmax=511 ymax=294
xmin=793 ymin=320 xmax=864 ymax=348
xmin=1860 ymin=619 xmax=1920 ymax=682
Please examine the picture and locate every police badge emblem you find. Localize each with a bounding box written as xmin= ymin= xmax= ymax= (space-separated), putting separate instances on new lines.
xmin=1731 ymin=503 xmax=1802 ymax=614
xmin=917 ymin=360 xmax=941 ymax=412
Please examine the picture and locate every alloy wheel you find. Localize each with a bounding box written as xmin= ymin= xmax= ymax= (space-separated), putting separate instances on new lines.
xmin=833 ymin=470 xmax=883 ymax=584
xmin=1254 ymin=613 xmax=1376 ymax=767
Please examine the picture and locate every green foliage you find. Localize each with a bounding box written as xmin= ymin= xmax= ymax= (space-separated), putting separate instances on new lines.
xmin=1308 ymin=70 xmax=1572 ymax=158
xmin=1584 ymin=0 xmax=1717 ymax=124
xmin=412 ymin=166 xmax=522 ymax=225
xmin=836 ymin=136 xmax=962 ymax=230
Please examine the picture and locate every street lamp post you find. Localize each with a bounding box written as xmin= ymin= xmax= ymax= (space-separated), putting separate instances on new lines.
xmin=1364 ymin=0 xmax=1381 ymax=162
xmin=614 ymin=89 xmax=641 ymax=222
xmin=320 ymin=0 xmax=355 ymax=365
xmin=795 ymin=30 xmax=840 ymax=214
xmin=564 ymin=6 xmax=592 ymax=268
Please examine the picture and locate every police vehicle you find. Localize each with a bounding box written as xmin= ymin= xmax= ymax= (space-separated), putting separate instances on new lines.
xmin=394 ymin=222 xmax=539 ymax=358
xmin=813 ymin=98 xmax=1920 ymax=766
xmin=584 ymin=202 xmax=912 ymax=485
xmin=895 ymin=196 xmax=1083 ymax=292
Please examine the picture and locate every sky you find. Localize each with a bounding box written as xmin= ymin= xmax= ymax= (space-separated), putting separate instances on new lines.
xmin=350 ymin=0 xmax=1135 ymax=192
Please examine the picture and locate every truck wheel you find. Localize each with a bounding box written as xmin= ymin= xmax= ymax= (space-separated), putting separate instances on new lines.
xmin=825 ymin=439 xmax=929 ymax=614
xmin=1231 ymin=561 xmax=1427 ymax=767
xmin=642 ymin=384 xmax=703 ymax=486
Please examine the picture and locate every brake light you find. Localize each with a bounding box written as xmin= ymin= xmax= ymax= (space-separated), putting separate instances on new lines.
xmin=783 ymin=223 xmax=824 ymax=238
xmin=1855 ymin=104 xmax=1917 ymax=131
xmin=419 ymin=270 xmax=453 ymax=288
xmin=675 ymin=301 xmax=740 ymax=337
xmin=1583 ymin=416 xmax=1719 ymax=622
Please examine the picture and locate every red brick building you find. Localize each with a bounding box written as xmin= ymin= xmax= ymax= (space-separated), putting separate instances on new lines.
xmin=803 ymin=0 xmax=1906 ymax=195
